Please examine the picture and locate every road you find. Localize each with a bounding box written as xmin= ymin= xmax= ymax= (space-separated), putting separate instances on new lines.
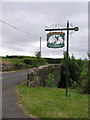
xmin=1 ymin=70 xmax=32 ymax=118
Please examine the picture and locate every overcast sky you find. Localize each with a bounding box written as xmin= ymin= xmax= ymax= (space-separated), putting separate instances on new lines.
xmin=1 ymin=2 xmax=88 ymax=59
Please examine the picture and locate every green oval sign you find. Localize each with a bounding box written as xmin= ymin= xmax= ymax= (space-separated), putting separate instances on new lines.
xmin=47 ymin=32 xmax=65 ymax=48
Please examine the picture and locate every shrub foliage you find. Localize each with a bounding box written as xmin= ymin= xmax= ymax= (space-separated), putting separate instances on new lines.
xmin=45 ymin=73 xmax=55 ymax=87
xmin=59 ymin=51 xmax=89 ymax=94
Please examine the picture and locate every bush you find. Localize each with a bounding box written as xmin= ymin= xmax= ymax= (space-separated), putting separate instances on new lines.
xmin=79 ymin=59 xmax=89 ymax=94
xmin=31 ymin=58 xmax=48 ymax=67
xmin=60 ymin=51 xmax=83 ymax=88
xmin=35 ymin=51 xmax=41 ymax=58
xmin=23 ymin=58 xmax=32 ymax=65
xmin=59 ymin=52 xmax=89 ymax=94
xmin=13 ymin=63 xmax=23 ymax=70
xmin=45 ymin=58 xmax=62 ymax=64
xmin=45 ymin=73 xmax=55 ymax=87
xmin=23 ymin=57 xmax=48 ymax=67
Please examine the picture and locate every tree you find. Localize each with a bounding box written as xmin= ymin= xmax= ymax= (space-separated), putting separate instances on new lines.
xmin=35 ymin=51 xmax=41 ymax=59
xmin=59 ymin=51 xmax=83 ymax=88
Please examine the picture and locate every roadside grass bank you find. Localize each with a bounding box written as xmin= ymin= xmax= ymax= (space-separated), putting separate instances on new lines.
xmin=2 ymin=57 xmax=48 ymax=71
xmin=16 ymin=83 xmax=88 ymax=118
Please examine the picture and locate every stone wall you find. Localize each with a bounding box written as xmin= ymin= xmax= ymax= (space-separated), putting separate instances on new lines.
xmin=2 ymin=64 xmax=14 ymax=71
xmin=27 ymin=64 xmax=62 ymax=87
xmin=2 ymin=64 xmax=30 ymax=71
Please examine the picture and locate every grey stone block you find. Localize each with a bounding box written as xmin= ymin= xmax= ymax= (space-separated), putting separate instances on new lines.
xmin=27 ymin=64 xmax=62 ymax=87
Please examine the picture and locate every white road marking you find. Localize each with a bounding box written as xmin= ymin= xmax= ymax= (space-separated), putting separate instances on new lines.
xmin=0 ymin=77 xmax=7 ymax=79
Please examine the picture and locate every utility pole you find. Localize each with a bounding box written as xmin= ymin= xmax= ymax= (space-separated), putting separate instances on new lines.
xmin=40 ymin=37 xmax=41 ymax=57
xmin=45 ymin=21 xmax=79 ymax=97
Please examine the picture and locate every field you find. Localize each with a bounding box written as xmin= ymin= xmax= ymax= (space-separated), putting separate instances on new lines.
xmin=2 ymin=56 xmax=60 ymax=71
xmin=16 ymin=83 xmax=88 ymax=118
xmin=2 ymin=57 xmax=24 ymax=64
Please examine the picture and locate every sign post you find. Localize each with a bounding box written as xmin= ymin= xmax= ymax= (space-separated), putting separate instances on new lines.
xmin=66 ymin=21 xmax=69 ymax=97
xmin=45 ymin=21 xmax=79 ymax=97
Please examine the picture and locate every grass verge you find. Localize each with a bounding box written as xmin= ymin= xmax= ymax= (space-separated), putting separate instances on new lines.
xmin=16 ymin=83 xmax=88 ymax=118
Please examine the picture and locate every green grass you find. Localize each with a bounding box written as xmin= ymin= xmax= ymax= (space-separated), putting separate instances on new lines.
xmin=2 ymin=58 xmax=24 ymax=64
xmin=17 ymin=84 xmax=88 ymax=118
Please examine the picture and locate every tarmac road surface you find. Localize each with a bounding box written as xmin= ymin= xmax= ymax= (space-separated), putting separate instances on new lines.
xmin=1 ymin=70 xmax=33 ymax=119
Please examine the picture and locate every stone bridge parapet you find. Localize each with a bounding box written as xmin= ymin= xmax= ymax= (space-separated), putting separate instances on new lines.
xmin=27 ymin=64 xmax=62 ymax=87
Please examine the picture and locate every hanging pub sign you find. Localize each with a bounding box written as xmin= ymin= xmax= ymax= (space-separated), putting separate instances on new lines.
xmin=47 ymin=32 xmax=65 ymax=48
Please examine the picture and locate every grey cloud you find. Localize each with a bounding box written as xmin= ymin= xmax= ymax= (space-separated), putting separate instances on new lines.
xmin=1 ymin=2 xmax=88 ymax=59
